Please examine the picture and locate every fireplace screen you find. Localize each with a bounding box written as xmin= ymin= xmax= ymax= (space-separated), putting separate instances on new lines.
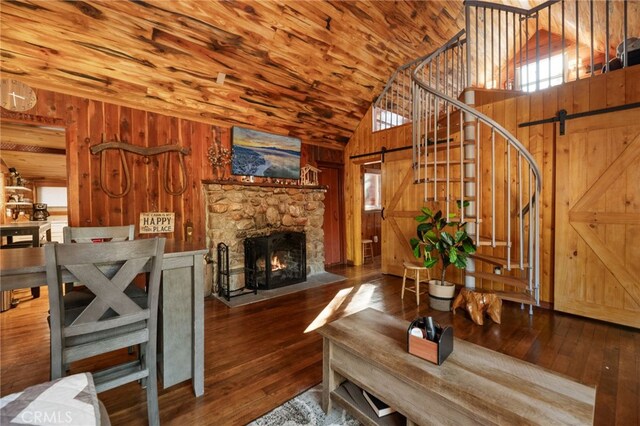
xmin=244 ymin=232 xmax=306 ymax=289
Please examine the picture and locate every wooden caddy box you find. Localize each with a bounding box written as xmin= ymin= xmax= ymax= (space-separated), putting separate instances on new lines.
xmin=407 ymin=318 xmax=454 ymax=365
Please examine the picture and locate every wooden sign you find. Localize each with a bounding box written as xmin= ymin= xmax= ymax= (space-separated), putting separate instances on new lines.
xmin=140 ymin=212 xmax=175 ymax=234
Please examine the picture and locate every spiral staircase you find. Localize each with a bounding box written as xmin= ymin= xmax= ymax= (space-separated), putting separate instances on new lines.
xmin=374 ymin=3 xmax=550 ymax=312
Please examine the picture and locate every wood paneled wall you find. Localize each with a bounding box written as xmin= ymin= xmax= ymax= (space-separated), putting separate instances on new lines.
xmin=4 ymin=89 xmax=223 ymax=245
xmin=474 ymin=65 xmax=640 ymax=303
xmin=344 ymin=66 xmax=639 ymax=306
xmin=2 ymin=88 xmax=341 ymax=246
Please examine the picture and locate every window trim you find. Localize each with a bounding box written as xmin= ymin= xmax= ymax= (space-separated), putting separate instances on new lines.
xmin=363 ymin=169 xmax=382 ymax=212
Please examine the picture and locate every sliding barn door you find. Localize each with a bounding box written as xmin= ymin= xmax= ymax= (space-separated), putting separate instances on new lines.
xmin=554 ymin=113 xmax=640 ymax=328
xmin=381 ymin=150 xmax=423 ymax=277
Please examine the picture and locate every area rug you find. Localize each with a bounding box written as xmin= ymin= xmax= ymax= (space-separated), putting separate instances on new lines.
xmin=212 ymin=272 xmax=346 ymax=308
xmin=248 ymin=384 xmax=359 ymax=426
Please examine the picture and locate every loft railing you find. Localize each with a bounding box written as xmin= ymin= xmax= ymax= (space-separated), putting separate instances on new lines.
xmin=372 ymin=53 xmax=431 ymax=132
xmin=465 ymin=0 xmax=636 ymax=91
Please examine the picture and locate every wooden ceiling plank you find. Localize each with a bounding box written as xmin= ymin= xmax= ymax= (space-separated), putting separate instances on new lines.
xmin=0 ymin=0 xmax=476 ymax=149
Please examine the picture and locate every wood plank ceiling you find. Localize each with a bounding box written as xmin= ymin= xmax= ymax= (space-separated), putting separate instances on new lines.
xmin=3 ymin=1 xmax=634 ymax=152
xmin=0 ymin=0 xmax=467 ymax=151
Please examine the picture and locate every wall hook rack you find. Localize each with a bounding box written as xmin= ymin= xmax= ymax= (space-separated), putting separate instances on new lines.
xmin=90 ymin=134 xmax=191 ymax=197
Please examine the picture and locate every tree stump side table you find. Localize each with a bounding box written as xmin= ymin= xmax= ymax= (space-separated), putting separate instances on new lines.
xmin=451 ymin=288 xmax=502 ymax=325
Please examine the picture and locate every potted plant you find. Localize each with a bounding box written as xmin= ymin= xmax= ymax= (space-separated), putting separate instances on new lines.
xmin=409 ymin=205 xmax=477 ymax=310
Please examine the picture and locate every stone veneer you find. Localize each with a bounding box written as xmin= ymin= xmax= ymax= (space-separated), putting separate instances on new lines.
xmin=204 ymin=182 xmax=326 ymax=291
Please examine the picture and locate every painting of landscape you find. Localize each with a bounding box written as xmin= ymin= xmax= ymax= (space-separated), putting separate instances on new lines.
xmin=231 ymin=126 xmax=302 ymax=179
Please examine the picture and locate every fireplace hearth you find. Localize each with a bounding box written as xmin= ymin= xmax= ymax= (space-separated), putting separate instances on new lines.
xmin=244 ymin=232 xmax=307 ymax=289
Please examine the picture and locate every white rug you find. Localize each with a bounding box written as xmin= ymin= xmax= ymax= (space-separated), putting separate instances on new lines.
xmin=212 ymin=272 xmax=346 ymax=308
xmin=248 ymin=385 xmax=360 ymax=426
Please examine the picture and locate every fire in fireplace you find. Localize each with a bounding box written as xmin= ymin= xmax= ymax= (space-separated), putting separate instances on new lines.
xmin=244 ymin=232 xmax=306 ymax=289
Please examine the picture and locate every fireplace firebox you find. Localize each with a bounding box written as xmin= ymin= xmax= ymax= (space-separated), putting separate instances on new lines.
xmin=244 ymin=232 xmax=306 ymax=289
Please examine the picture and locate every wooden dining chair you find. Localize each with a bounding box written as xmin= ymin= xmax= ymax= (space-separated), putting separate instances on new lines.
xmin=62 ymin=225 xmax=135 ymax=298
xmin=45 ymin=238 xmax=165 ymax=426
xmin=63 ymin=225 xmax=135 ymax=244
xmin=61 ymin=225 xmax=139 ymax=357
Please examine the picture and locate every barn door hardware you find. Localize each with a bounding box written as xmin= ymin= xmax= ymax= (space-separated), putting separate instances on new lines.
xmin=349 ymin=145 xmax=410 ymax=160
xmin=348 ymin=140 xmax=453 ymax=162
xmin=90 ymin=135 xmax=191 ymax=197
xmin=518 ymin=102 xmax=640 ymax=135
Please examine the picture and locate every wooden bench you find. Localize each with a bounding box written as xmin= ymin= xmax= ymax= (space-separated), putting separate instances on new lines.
xmin=318 ymin=308 xmax=595 ymax=425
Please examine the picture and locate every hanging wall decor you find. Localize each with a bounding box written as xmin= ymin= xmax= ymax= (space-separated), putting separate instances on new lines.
xmin=90 ymin=134 xmax=191 ymax=197
xmin=207 ymin=140 xmax=231 ymax=181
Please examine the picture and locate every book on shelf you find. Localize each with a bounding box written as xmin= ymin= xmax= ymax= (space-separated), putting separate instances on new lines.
xmin=362 ymin=389 xmax=396 ymax=417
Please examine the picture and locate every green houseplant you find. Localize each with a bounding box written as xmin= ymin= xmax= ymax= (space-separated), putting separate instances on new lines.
xmin=409 ymin=206 xmax=477 ymax=307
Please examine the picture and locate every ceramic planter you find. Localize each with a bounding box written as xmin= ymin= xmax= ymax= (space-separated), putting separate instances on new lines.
xmin=428 ymin=279 xmax=456 ymax=311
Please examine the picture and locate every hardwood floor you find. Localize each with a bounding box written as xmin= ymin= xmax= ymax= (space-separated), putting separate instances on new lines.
xmin=1 ymin=259 xmax=638 ymax=425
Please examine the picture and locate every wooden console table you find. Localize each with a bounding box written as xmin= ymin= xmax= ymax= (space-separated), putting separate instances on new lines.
xmin=318 ymin=308 xmax=595 ymax=425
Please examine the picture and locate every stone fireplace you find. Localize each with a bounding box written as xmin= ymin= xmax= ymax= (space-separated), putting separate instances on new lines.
xmin=204 ymin=182 xmax=325 ymax=293
xmin=244 ymin=231 xmax=306 ymax=289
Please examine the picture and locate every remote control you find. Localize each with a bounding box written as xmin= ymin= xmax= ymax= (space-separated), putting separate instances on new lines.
xmin=426 ymin=316 xmax=436 ymax=341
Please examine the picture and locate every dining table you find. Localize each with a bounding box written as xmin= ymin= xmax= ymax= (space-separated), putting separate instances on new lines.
xmin=0 ymin=239 xmax=207 ymax=397
xmin=1 ymin=221 xmax=52 ymax=299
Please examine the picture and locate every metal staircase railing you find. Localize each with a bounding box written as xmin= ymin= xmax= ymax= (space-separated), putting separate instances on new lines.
xmin=375 ymin=0 xmax=635 ymax=310
xmin=411 ymin=30 xmax=542 ymax=311
xmin=372 ymin=52 xmax=434 ymax=132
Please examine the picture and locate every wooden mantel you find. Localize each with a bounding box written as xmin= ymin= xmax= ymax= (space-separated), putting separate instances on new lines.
xmin=202 ymin=180 xmax=327 ymax=191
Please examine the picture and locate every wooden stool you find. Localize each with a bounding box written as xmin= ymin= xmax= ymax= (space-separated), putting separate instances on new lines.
xmin=401 ymin=261 xmax=430 ymax=305
xmin=362 ymin=239 xmax=374 ymax=263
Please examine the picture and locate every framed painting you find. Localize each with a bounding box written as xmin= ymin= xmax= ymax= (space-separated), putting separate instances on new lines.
xmin=231 ymin=126 xmax=301 ymax=179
